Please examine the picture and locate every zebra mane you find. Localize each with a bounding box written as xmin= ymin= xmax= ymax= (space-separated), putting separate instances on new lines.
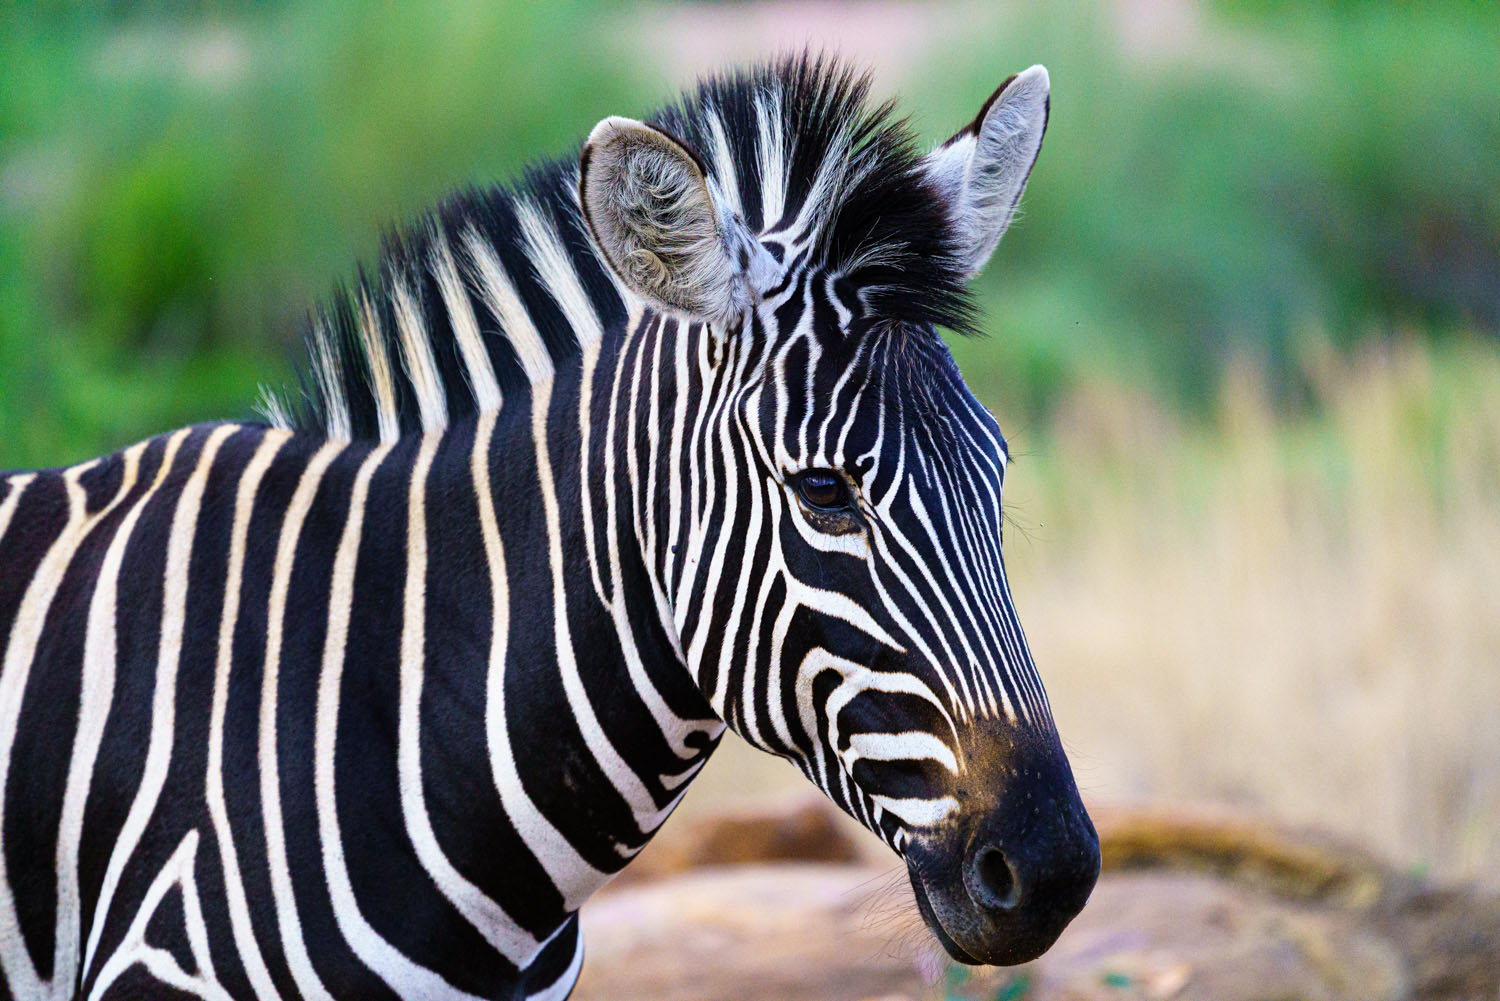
xmin=267 ymin=52 xmax=976 ymax=442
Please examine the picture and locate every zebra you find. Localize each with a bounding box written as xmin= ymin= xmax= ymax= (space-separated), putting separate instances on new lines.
xmin=0 ymin=54 xmax=1099 ymax=1000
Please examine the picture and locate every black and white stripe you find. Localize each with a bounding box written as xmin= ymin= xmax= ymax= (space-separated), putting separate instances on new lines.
xmin=1 ymin=55 xmax=1093 ymax=998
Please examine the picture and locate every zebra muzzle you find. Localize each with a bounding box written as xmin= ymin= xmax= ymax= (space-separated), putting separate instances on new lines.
xmin=902 ymin=772 xmax=1100 ymax=966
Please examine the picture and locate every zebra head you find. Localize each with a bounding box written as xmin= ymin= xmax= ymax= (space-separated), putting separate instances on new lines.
xmin=581 ymin=60 xmax=1098 ymax=966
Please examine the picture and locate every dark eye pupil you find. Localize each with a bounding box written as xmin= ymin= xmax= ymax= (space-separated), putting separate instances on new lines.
xmin=798 ymin=472 xmax=848 ymax=510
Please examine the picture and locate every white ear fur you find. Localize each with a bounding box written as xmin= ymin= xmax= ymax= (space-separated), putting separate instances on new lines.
xmin=579 ymin=116 xmax=777 ymax=323
xmin=924 ymin=64 xmax=1050 ymax=278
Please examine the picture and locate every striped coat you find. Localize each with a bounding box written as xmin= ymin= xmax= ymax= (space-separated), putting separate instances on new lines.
xmin=0 ymin=56 xmax=1098 ymax=1000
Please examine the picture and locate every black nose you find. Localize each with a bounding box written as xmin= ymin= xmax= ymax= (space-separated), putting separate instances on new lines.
xmin=903 ymin=725 xmax=1102 ymax=967
xmin=965 ymin=843 xmax=1022 ymax=911
xmin=961 ymin=822 xmax=1099 ymax=922
xmin=907 ymin=810 xmax=1100 ymax=967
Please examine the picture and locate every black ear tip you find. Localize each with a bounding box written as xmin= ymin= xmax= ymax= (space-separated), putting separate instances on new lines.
xmin=576 ymin=144 xmax=604 ymax=242
xmin=578 ymin=144 xmax=595 ymax=190
xmin=973 ymin=72 xmax=1021 ymax=131
xmin=941 ymin=70 xmax=1025 ymax=148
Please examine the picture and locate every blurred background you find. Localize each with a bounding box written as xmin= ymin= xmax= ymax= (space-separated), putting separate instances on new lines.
xmin=2 ymin=2 xmax=1496 ymax=890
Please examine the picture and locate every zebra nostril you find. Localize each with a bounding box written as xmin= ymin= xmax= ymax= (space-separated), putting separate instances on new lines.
xmin=965 ymin=843 xmax=1022 ymax=912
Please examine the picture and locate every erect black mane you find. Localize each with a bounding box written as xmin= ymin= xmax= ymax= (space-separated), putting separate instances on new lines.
xmin=268 ymin=53 xmax=976 ymax=442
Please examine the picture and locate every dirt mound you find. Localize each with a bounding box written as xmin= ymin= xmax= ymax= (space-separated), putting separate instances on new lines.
xmin=574 ymin=799 xmax=1499 ymax=1001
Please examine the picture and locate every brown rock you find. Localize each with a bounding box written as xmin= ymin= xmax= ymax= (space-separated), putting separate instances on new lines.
xmin=577 ymin=801 xmax=1499 ymax=1001
xmin=576 ymin=864 xmax=1500 ymax=1001
xmin=577 ymin=864 xmax=928 ymax=1001
xmin=1092 ymin=803 xmax=1400 ymax=908
xmin=1033 ymin=870 xmax=1407 ymax=1001
xmin=574 ymin=864 xmax=1422 ymax=1001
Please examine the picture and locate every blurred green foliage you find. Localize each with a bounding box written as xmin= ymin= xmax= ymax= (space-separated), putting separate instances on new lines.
xmin=927 ymin=2 xmax=1498 ymax=425
xmin=1 ymin=3 xmax=1495 ymax=468
xmin=1 ymin=3 xmax=651 ymax=467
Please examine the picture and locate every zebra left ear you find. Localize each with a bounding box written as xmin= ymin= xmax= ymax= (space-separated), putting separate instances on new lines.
xmin=580 ymin=116 xmax=777 ymax=324
xmin=924 ymin=64 xmax=1050 ymax=279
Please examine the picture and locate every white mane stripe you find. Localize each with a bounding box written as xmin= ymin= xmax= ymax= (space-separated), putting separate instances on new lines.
xmin=703 ymin=105 xmax=743 ymax=218
xmin=390 ymin=280 xmax=449 ymax=434
xmin=516 ymin=199 xmax=603 ymax=351
xmin=754 ymin=91 xmax=786 ymax=229
xmin=430 ymin=232 xmax=502 ymax=414
xmin=357 ymin=291 xmax=402 ymax=442
xmin=788 ymin=121 xmax=852 ymax=244
xmin=311 ymin=320 xmax=352 ymax=441
xmin=255 ymin=386 xmax=293 ymax=431
xmin=462 ymin=227 xmax=556 ymax=386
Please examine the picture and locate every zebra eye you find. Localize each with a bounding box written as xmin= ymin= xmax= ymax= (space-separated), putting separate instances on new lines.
xmin=793 ymin=470 xmax=852 ymax=511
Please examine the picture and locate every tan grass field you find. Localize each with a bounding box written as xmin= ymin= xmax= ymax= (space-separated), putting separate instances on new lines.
xmin=678 ymin=338 xmax=1500 ymax=891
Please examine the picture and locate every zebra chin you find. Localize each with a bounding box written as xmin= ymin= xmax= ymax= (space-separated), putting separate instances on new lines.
xmin=898 ymin=764 xmax=1101 ymax=966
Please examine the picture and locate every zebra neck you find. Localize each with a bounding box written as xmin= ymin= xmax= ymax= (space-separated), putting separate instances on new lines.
xmin=250 ymin=392 xmax=723 ymax=990
xmin=377 ymin=348 xmax=723 ymax=901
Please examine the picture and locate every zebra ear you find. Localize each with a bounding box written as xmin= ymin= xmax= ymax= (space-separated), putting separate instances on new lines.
xmin=580 ymin=116 xmax=776 ymax=324
xmin=924 ymin=65 xmax=1050 ymax=279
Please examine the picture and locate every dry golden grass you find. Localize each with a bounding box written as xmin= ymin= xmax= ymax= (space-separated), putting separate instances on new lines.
xmin=1008 ymin=337 xmax=1500 ymax=888
xmin=681 ymin=338 xmax=1500 ymax=890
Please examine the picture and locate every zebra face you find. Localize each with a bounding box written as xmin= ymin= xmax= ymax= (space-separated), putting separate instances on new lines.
xmin=583 ymin=62 xmax=1097 ymax=966
xmin=742 ymin=309 xmax=1100 ymax=968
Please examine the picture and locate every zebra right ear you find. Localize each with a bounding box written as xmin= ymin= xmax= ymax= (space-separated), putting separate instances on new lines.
xmin=923 ymin=65 xmax=1050 ymax=279
xmin=580 ymin=117 xmax=777 ymax=324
